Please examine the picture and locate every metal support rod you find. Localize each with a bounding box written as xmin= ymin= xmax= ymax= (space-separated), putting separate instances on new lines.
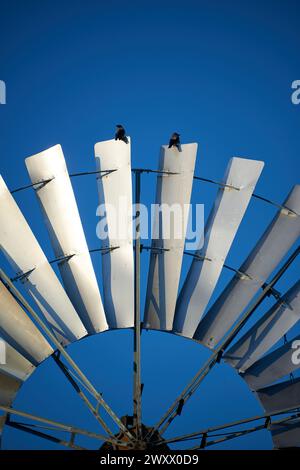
xmin=140 ymin=245 xmax=170 ymax=253
xmin=9 ymin=167 xmax=298 ymax=216
xmin=5 ymin=421 xmax=86 ymax=450
xmin=184 ymin=251 xmax=282 ymax=301
xmin=0 ymin=268 xmax=135 ymax=443
xmin=206 ymin=426 xmax=266 ymax=448
xmin=192 ymin=414 xmax=297 ymax=449
xmin=193 ymin=175 xmax=298 ymax=215
xmin=148 ymin=245 xmax=300 ymax=439
xmin=10 ymin=171 xmax=116 ymax=194
xmin=252 ymin=193 xmax=299 ymax=217
xmin=193 ymin=175 xmax=240 ymax=191
xmin=133 ymin=169 xmax=142 ymax=438
xmin=132 ymin=168 xmax=178 ymax=175
xmin=10 ymin=178 xmax=54 ymax=194
xmin=202 ymin=425 xmax=265 ymax=449
xmin=47 ymin=247 xmax=119 ymax=266
xmin=52 ymin=354 xmax=115 ymax=438
xmin=0 ymin=405 xmax=129 ymax=446
xmin=69 ymin=169 xmax=117 ymax=178
xmin=156 ymin=405 xmax=300 ymax=445
xmin=89 ymin=246 xmax=119 ymax=255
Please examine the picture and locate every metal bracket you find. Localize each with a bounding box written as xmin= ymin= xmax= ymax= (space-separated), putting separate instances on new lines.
xmin=184 ymin=251 xmax=212 ymax=263
xmin=99 ymin=246 xmax=120 ymax=256
xmin=184 ymin=252 xmax=255 ymax=281
xmin=194 ymin=175 xmax=240 ymax=191
xmin=49 ymin=253 xmax=76 ymax=265
xmin=216 ymin=349 xmax=224 ymax=364
xmin=264 ymin=416 xmax=272 ymax=429
xmin=33 ymin=178 xmax=55 ymax=191
xmin=200 ymin=432 xmax=208 ymax=449
xmin=69 ymin=432 xmax=76 ymax=447
xmin=176 ymin=399 xmax=185 ymax=416
xmin=262 ymin=284 xmax=281 ymax=301
xmin=11 ymin=267 xmax=36 ymax=282
xmin=140 ymin=244 xmax=170 ymax=254
xmin=95 ymin=169 xmax=118 ymax=180
xmin=70 ymin=169 xmax=117 ymax=178
xmin=132 ymin=168 xmax=179 ymax=176
xmin=10 ymin=178 xmax=55 ymax=194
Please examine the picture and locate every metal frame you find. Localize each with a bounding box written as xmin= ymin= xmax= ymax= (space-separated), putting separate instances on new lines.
xmin=0 ymin=405 xmax=131 ymax=448
xmin=147 ymin=245 xmax=300 ymax=439
xmin=0 ymin=268 xmax=136 ymax=445
xmin=10 ymin=168 xmax=299 ymax=217
xmin=154 ymin=406 xmax=300 ymax=448
xmin=6 ymin=420 xmax=87 ymax=450
xmin=52 ymin=352 xmax=114 ymax=437
xmin=1 ymin=166 xmax=298 ymax=450
xmin=133 ymin=169 xmax=142 ymax=438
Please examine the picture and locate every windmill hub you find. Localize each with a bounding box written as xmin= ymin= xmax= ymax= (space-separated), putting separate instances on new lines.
xmin=100 ymin=417 xmax=170 ymax=451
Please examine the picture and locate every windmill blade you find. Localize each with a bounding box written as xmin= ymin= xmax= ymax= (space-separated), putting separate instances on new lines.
xmin=143 ymin=143 xmax=197 ymax=330
xmin=0 ymin=344 xmax=37 ymax=439
xmin=241 ymin=333 xmax=300 ymax=391
xmin=0 ymin=373 xmax=23 ymax=407
xmin=25 ymin=145 xmax=108 ymax=335
xmin=0 ymin=176 xmax=87 ymax=345
xmin=257 ymin=379 xmax=300 ymax=448
xmin=0 ymin=343 xmax=35 ymax=381
xmin=0 ymin=414 xmax=6 ymax=447
xmin=0 ymin=344 xmax=44 ymax=445
xmin=0 ymin=342 xmax=36 ymax=407
xmin=194 ymin=184 xmax=300 ymax=348
xmin=224 ymin=280 xmax=300 ymax=372
xmin=257 ymin=377 xmax=300 ymax=414
xmin=269 ymin=417 xmax=300 ymax=449
xmin=94 ymin=138 xmax=134 ymax=329
xmin=173 ymin=157 xmax=264 ymax=337
xmin=0 ymin=280 xmax=53 ymax=365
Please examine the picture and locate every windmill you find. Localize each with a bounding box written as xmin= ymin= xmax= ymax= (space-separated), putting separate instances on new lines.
xmin=0 ymin=137 xmax=299 ymax=450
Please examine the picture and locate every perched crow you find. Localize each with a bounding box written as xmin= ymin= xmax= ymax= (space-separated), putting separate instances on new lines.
xmin=168 ymin=132 xmax=182 ymax=151
xmin=115 ymin=124 xmax=129 ymax=144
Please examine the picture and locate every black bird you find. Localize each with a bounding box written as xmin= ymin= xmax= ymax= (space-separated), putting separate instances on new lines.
xmin=168 ymin=132 xmax=182 ymax=151
xmin=115 ymin=124 xmax=129 ymax=144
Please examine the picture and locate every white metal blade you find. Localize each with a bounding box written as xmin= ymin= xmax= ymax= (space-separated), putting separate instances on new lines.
xmin=0 ymin=281 xmax=53 ymax=365
xmin=195 ymin=185 xmax=300 ymax=348
xmin=257 ymin=377 xmax=300 ymax=449
xmin=94 ymin=138 xmax=134 ymax=328
xmin=0 ymin=414 xmax=6 ymax=443
xmin=0 ymin=176 xmax=87 ymax=345
xmin=269 ymin=418 xmax=300 ymax=449
xmin=0 ymin=373 xmax=23 ymax=407
xmin=0 ymin=343 xmax=35 ymax=381
xmin=257 ymin=378 xmax=300 ymax=414
xmin=143 ymin=143 xmax=197 ymax=330
xmin=242 ymin=333 xmax=300 ymax=391
xmin=225 ymin=281 xmax=300 ymax=372
xmin=0 ymin=344 xmax=35 ymax=407
xmin=25 ymin=145 xmax=108 ymax=335
xmin=174 ymin=157 xmax=264 ymax=338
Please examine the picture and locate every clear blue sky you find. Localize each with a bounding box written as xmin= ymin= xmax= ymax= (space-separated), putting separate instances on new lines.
xmin=0 ymin=0 xmax=299 ymax=450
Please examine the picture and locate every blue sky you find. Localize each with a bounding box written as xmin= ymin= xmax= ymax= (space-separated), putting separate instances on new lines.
xmin=0 ymin=0 xmax=299 ymax=449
